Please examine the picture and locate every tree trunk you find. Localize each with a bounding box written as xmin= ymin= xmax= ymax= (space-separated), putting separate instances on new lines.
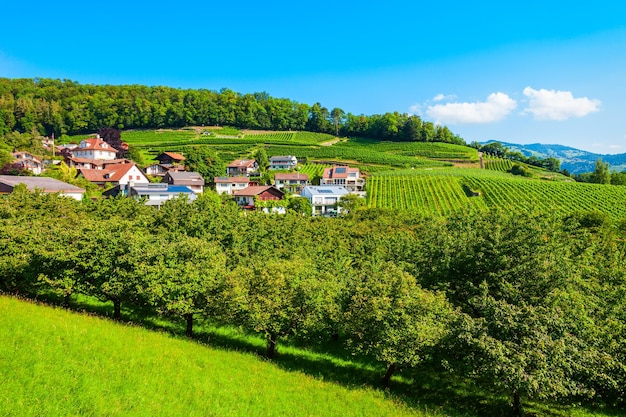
xmin=113 ymin=299 xmax=121 ymax=320
xmin=266 ymin=333 xmax=278 ymax=359
xmin=382 ymin=363 xmax=397 ymax=387
xmin=185 ymin=313 xmax=193 ymax=337
xmin=63 ymin=292 xmax=71 ymax=308
xmin=512 ymin=390 xmax=522 ymax=417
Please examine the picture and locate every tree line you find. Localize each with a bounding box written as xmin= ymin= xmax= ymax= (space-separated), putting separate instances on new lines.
xmin=0 ymin=78 xmax=464 ymax=145
xmin=1 ymin=189 xmax=625 ymax=416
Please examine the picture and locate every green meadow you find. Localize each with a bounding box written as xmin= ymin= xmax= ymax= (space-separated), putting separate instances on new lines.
xmin=0 ymin=296 xmax=428 ymax=417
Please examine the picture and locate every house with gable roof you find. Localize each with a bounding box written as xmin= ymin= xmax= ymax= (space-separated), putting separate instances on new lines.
xmin=70 ymin=137 xmax=118 ymax=161
xmin=227 ymin=159 xmax=258 ymax=177
xmin=154 ymin=151 xmax=186 ymax=167
xmin=78 ymin=163 xmax=149 ymax=187
xmin=269 ymin=155 xmax=297 ymax=170
xmin=320 ymin=166 xmax=365 ymax=192
xmin=273 ymin=173 xmax=309 ymax=193
xmin=214 ymin=176 xmax=250 ymax=195
xmin=10 ymin=152 xmax=44 ymax=175
xmin=233 ymin=185 xmax=285 ymax=212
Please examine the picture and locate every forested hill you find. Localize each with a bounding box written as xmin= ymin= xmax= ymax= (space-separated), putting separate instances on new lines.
xmin=0 ymin=78 xmax=463 ymax=145
xmin=483 ymin=140 xmax=626 ymax=174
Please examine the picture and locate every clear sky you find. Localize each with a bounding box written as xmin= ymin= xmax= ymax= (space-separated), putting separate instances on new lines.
xmin=1 ymin=0 xmax=625 ymax=153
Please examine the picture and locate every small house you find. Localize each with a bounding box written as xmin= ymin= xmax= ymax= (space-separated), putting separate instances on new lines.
xmin=320 ymin=166 xmax=365 ymax=192
xmin=273 ymin=173 xmax=309 ymax=193
xmin=232 ymin=186 xmax=285 ymax=211
xmin=300 ymin=185 xmax=350 ymax=216
xmin=214 ymin=176 xmax=250 ymax=195
xmin=78 ymin=163 xmax=149 ymax=187
xmin=227 ymin=159 xmax=258 ymax=177
xmin=269 ymin=155 xmax=297 ymax=170
xmin=163 ymin=171 xmax=205 ymax=194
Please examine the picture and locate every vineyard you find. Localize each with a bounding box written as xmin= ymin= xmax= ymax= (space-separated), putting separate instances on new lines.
xmin=297 ymin=163 xmax=333 ymax=180
xmin=483 ymin=155 xmax=514 ymax=172
xmin=62 ymin=126 xmax=626 ymax=222
xmin=367 ymin=168 xmax=626 ymax=220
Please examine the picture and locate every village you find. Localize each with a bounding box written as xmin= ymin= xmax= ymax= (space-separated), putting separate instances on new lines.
xmin=1 ymin=135 xmax=366 ymax=215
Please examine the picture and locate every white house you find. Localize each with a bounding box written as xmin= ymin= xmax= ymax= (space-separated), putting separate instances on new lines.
xmin=273 ymin=173 xmax=309 ymax=193
xmin=163 ymin=171 xmax=205 ymax=194
xmin=269 ymin=155 xmax=297 ymax=170
xmin=78 ymin=163 xmax=149 ymax=187
xmin=11 ymin=152 xmax=44 ymax=175
xmin=300 ymin=185 xmax=350 ymax=216
xmin=104 ymin=183 xmax=197 ymax=207
xmin=214 ymin=176 xmax=250 ymax=195
xmin=320 ymin=166 xmax=365 ymax=192
xmin=70 ymin=137 xmax=118 ymax=161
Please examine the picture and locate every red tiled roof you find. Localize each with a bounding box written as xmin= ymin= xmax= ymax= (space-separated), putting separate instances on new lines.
xmin=162 ymin=152 xmax=186 ymax=161
xmin=77 ymin=138 xmax=118 ymax=153
xmin=274 ymin=173 xmax=309 ymax=181
xmin=322 ymin=166 xmax=359 ymax=179
xmin=79 ymin=163 xmax=141 ymax=183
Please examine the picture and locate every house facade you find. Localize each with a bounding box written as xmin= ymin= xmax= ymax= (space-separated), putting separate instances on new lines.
xmin=104 ymin=183 xmax=196 ymax=207
xmin=320 ymin=166 xmax=365 ymax=192
xmin=11 ymin=152 xmax=44 ymax=175
xmin=269 ymin=155 xmax=297 ymax=170
xmin=154 ymin=152 xmax=186 ymax=167
xmin=70 ymin=137 xmax=118 ymax=160
xmin=273 ymin=173 xmax=309 ymax=193
xmin=144 ymin=163 xmax=185 ymax=177
xmin=300 ymin=185 xmax=350 ymax=216
xmin=214 ymin=176 xmax=250 ymax=195
xmin=163 ymin=171 xmax=205 ymax=194
xmin=227 ymin=159 xmax=258 ymax=177
xmin=232 ymin=186 xmax=285 ymax=211
xmin=78 ymin=163 xmax=149 ymax=187
xmin=0 ymin=175 xmax=85 ymax=200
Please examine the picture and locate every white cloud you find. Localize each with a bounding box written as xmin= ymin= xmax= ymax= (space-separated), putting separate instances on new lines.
xmin=609 ymin=144 xmax=622 ymax=150
xmin=425 ymin=92 xmax=517 ymax=124
xmin=432 ymin=93 xmax=456 ymax=102
xmin=408 ymin=103 xmax=422 ymax=115
xmin=522 ymin=87 xmax=601 ymax=121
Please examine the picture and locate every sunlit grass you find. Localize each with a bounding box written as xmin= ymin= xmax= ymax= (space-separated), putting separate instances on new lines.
xmin=0 ymin=296 xmax=432 ymax=417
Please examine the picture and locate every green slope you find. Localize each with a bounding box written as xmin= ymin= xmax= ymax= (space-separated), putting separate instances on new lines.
xmin=0 ymin=296 xmax=427 ymax=417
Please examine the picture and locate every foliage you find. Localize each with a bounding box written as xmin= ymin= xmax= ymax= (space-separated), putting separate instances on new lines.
xmin=591 ymin=158 xmax=611 ymax=184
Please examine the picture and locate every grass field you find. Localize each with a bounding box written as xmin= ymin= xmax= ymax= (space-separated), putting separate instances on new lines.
xmin=0 ymin=296 xmax=429 ymax=417
xmin=2 ymin=296 xmax=620 ymax=417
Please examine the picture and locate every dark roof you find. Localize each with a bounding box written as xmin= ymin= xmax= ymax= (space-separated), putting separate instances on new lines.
xmin=0 ymin=175 xmax=85 ymax=193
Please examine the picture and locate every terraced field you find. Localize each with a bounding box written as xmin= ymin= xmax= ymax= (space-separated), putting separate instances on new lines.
xmin=368 ymin=168 xmax=626 ymax=220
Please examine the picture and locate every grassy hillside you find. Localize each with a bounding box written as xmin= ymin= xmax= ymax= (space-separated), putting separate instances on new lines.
xmin=368 ymin=168 xmax=626 ymax=220
xmin=114 ymin=128 xmax=474 ymax=171
xmin=66 ymin=127 xmax=626 ymax=221
xmin=0 ymin=296 xmax=428 ymax=417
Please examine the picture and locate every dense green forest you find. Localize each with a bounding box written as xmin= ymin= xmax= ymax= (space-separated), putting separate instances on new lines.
xmin=0 ymin=78 xmax=463 ymax=144
xmin=2 ymin=189 xmax=626 ymax=416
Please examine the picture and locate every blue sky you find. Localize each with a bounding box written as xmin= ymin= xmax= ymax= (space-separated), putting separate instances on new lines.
xmin=1 ymin=0 xmax=625 ymax=153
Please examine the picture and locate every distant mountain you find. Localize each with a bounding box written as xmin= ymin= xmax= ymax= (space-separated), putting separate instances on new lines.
xmin=481 ymin=141 xmax=626 ymax=174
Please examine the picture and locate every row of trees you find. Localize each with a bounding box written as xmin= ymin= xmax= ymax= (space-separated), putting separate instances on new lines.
xmin=0 ymin=78 xmax=464 ymax=144
xmin=1 ymin=190 xmax=626 ymax=415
